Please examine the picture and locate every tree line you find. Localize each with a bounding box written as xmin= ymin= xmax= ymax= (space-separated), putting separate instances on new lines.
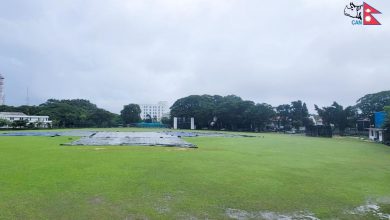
xmin=0 ymin=99 xmax=150 ymax=129
xmin=1 ymin=90 xmax=390 ymax=132
xmin=170 ymin=95 xmax=312 ymax=131
xmin=170 ymin=91 xmax=390 ymax=133
xmin=0 ymin=99 xmax=120 ymax=128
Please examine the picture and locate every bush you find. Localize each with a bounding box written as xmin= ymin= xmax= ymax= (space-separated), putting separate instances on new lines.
xmin=0 ymin=119 xmax=11 ymax=127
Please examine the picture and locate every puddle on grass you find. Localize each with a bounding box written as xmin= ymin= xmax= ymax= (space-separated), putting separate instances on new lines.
xmin=88 ymin=196 xmax=105 ymax=205
xmin=154 ymin=194 xmax=174 ymax=214
xmin=225 ymin=200 xmax=390 ymax=220
xmin=124 ymin=214 xmax=149 ymax=220
xmin=346 ymin=198 xmax=390 ymax=219
xmin=175 ymin=213 xmax=202 ymax=220
xmin=225 ymin=208 xmax=320 ymax=220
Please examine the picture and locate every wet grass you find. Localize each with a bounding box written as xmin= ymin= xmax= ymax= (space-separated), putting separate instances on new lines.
xmin=0 ymin=131 xmax=390 ymax=219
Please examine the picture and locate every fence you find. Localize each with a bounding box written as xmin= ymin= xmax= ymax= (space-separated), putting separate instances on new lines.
xmin=305 ymin=125 xmax=333 ymax=138
xmin=130 ymin=122 xmax=168 ymax=128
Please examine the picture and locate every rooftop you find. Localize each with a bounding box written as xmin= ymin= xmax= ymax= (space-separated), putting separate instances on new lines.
xmin=0 ymin=112 xmax=27 ymax=116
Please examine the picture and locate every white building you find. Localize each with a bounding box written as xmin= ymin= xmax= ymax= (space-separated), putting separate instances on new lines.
xmin=368 ymin=112 xmax=388 ymax=143
xmin=139 ymin=101 xmax=169 ymax=121
xmin=309 ymin=115 xmax=323 ymax=126
xmin=0 ymin=112 xmax=52 ymax=128
xmin=368 ymin=128 xmax=385 ymax=142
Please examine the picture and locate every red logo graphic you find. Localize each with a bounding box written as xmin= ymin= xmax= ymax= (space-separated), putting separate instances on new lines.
xmin=344 ymin=2 xmax=382 ymax=25
xmin=363 ymin=2 xmax=381 ymax=25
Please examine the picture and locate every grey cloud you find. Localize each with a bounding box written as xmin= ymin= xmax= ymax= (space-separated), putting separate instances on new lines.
xmin=0 ymin=0 xmax=389 ymax=113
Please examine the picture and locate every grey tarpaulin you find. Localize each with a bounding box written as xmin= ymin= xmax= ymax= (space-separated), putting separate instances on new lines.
xmin=63 ymin=132 xmax=197 ymax=148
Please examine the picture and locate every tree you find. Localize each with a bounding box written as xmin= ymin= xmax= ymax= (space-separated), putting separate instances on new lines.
xmin=171 ymin=94 xmax=275 ymax=131
xmin=276 ymin=104 xmax=291 ymax=129
xmin=161 ymin=116 xmax=171 ymax=126
xmin=27 ymin=122 xmax=35 ymax=129
xmin=0 ymin=105 xmax=40 ymax=115
xmin=276 ymin=101 xmax=312 ymax=130
xmin=0 ymin=119 xmax=11 ymax=127
xmin=244 ymin=103 xmax=276 ymax=131
xmin=11 ymin=120 xmax=28 ymax=129
xmin=356 ymin=90 xmax=390 ymax=118
xmin=215 ymin=96 xmax=253 ymax=130
xmin=315 ymin=102 xmax=358 ymax=135
xmin=121 ymin=104 xmax=141 ymax=125
xmin=144 ymin=114 xmax=152 ymax=123
xmin=383 ymin=106 xmax=390 ymax=144
xmin=290 ymin=101 xmax=310 ymax=129
xmin=87 ymin=109 xmax=119 ymax=127
xmin=38 ymin=99 xmax=119 ymax=128
xmin=384 ymin=106 xmax=390 ymax=130
xmin=170 ymin=95 xmax=220 ymax=129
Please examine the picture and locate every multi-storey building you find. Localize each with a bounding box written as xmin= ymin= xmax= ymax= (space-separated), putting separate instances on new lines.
xmin=139 ymin=101 xmax=169 ymax=121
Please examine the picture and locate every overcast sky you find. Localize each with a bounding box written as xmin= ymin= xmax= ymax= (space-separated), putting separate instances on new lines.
xmin=0 ymin=0 xmax=389 ymax=113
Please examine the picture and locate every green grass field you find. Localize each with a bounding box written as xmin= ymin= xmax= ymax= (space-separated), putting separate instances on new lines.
xmin=1 ymin=130 xmax=390 ymax=219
